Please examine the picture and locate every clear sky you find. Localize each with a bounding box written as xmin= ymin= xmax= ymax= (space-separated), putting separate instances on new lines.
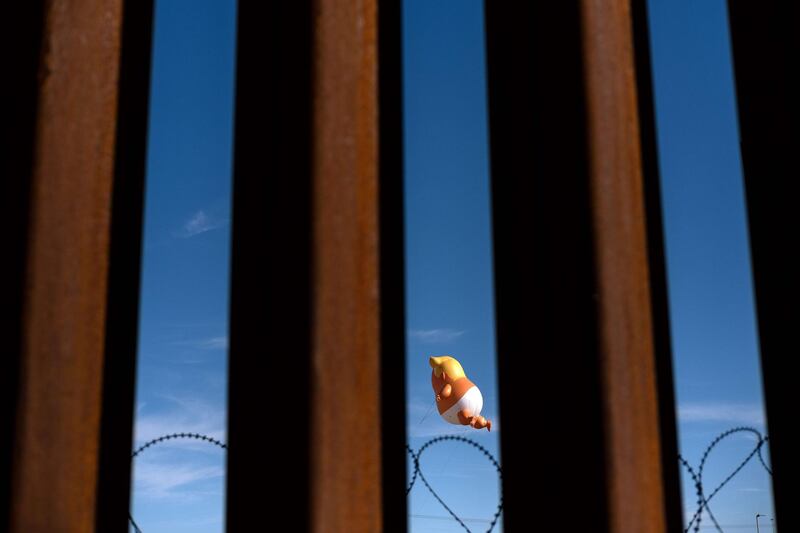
xmin=130 ymin=1 xmax=775 ymax=532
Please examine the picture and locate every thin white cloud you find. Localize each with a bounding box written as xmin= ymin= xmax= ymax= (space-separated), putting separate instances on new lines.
xmin=132 ymin=461 xmax=224 ymax=501
xmin=134 ymin=395 xmax=226 ymax=447
xmin=409 ymin=329 xmax=465 ymax=344
xmin=132 ymin=396 xmax=227 ymax=505
xmin=174 ymin=210 xmax=226 ymax=238
xmin=132 ymin=514 xmax=224 ymax=530
xmin=171 ymin=336 xmax=228 ymax=351
xmin=677 ymin=402 xmax=765 ymax=426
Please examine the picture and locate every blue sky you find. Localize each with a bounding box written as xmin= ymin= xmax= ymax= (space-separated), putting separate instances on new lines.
xmin=403 ymin=2 xmax=501 ymax=532
xmin=648 ymin=0 xmax=774 ymax=530
xmin=130 ymin=0 xmax=774 ymax=532
xmin=130 ymin=0 xmax=235 ymax=531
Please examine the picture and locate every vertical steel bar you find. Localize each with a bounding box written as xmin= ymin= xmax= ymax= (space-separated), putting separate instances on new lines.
xmin=727 ymin=2 xmax=800 ymax=530
xmin=308 ymin=0 xmax=383 ymax=529
xmin=11 ymin=1 xmax=123 ymax=529
xmin=0 ymin=3 xmax=46 ymax=529
xmin=486 ymin=3 xmax=609 ymax=528
xmin=485 ymin=1 xmax=675 ymax=531
xmin=0 ymin=0 xmax=153 ymax=531
xmin=227 ymin=1 xmax=404 ymax=531
xmin=94 ymin=0 xmax=154 ymax=529
xmin=581 ymin=2 xmax=669 ymax=531
xmin=629 ymin=1 xmax=684 ymax=530
xmin=226 ymin=3 xmax=314 ymax=528
xmin=377 ymin=0 xmax=408 ymax=530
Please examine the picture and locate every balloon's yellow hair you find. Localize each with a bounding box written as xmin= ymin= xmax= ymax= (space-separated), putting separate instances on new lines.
xmin=429 ymin=355 xmax=466 ymax=379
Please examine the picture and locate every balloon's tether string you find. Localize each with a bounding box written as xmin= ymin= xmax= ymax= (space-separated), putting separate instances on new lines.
xmin=417 ymin=403 xmax=436 ymax=427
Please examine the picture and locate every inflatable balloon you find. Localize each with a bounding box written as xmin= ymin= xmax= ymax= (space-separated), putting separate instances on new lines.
xmin=429 ymin=355 xmax=491 ymax=431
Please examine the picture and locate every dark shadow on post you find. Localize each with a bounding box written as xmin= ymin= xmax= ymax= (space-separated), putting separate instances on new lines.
xmin=95 ymin=0 xmax=155 ymax=530
xmin=630 ymin=1 xmax=685 ymax=530
xmin=226 ymin=3 xmax=314 ymax=531
xmin=0 ymin=3 xmax=45 ymax=529
xmin=727 ymin=2 xmax=800 ymax=530
xmin=378 ymin=1 xmax=409 ymax=531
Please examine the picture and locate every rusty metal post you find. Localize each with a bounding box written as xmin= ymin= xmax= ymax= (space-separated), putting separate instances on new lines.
xmin=1 ymin=0 xmax=153 ymax=531
xmin=226 ymin=1 xmax=405 ymax=531
xmin=307 ymin=0 xmax=384 ymax=529
xmin=485 ymin=1 xmax=679 ymax=532
xmin=727 ymin=2 xmax=800 ymax=530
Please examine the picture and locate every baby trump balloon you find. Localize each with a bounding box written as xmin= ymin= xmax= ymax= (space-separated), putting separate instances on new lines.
xmin=429 ymin=355 xmax=491 ymax=431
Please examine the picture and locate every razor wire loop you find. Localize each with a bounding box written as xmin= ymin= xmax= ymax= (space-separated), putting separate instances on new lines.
xmin=129 ymin=433 xmax=227 ymax=532
xmin=128 ymin=513 xmax=142 ymax=533
xmin=406 ymin=444 xmax=419 ymax=494
xmin=128 ymin=426 xmax=773 ymax=533
xmin=131 ymin=432 xmax=227 ymax=459
xmin=408 ymin=435 xmax=503 ymax=533
xmin=128 ymin=433 xmax=503 ymax=533
xmin=678 ymin=426 xmax=772 ymax=533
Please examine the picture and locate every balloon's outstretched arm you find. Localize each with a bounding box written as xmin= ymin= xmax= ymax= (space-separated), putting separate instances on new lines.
xmin=435 ymin=384 xmax=452 ymax=402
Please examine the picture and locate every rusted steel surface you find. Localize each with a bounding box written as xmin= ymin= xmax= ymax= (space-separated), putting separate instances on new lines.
xmin=2 ymin=0 xmax=152 ymax=531
xmin=9 ymin=0 xmax=123 ymax=529
xmin=309 ymin=0 xmax=383 ymax=531
xmin=485 ymin=1 xmax=675 ymax=532
xmin=228 ymin=1 xmax=402 ymax=531
xmin=581 ymin=2 xmax=668 ymax=531
xmin=727 ymin=2 xmax=800 ymax=530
